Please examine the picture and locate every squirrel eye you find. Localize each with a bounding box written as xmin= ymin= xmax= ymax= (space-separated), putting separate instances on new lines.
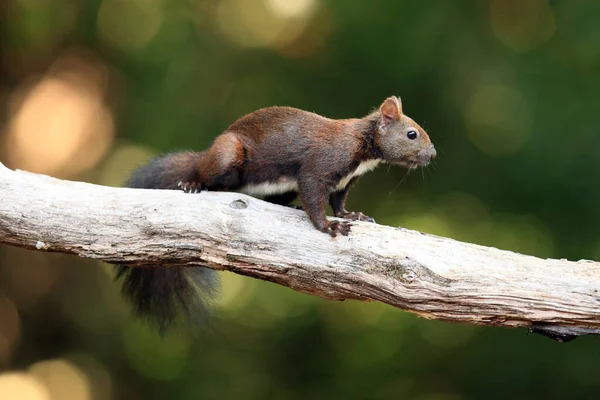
xmin=407 ymin=130 xmax=418 ymax=140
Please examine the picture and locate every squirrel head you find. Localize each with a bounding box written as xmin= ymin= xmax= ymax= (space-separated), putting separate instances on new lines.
xmin=374 ymin=96 xmax=436 ymax=168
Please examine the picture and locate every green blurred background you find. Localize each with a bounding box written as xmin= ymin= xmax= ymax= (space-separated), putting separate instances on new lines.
xmin=1 ymin=0 xmax=600 ymax=399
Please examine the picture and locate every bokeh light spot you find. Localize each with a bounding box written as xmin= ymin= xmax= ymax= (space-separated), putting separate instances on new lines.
xmin=266 ymin=0 xmax=316 ymax=18
xmin=0 ymin=373 xmax=50 ymax=400
xmin=489 ymin=0 xmax=556 ymax=52
xmin=5 ymin=53 xmax=114 ymax=177
xmin=97 ymin=0 xmax=164 ymax=51
xmin=29 ymin=359 xmax=92 ymax=400
xmin=68 ymin=355 xmax=113 ymax=400
xmin=466 ymin=83 xmax=532 ymax=157
xmin=216 ymin=0 xmax=318 ymax=49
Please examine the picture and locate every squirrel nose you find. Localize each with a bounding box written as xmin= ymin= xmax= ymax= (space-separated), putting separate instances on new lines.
xmin=430 ymin=146 xmax=437 ymax=160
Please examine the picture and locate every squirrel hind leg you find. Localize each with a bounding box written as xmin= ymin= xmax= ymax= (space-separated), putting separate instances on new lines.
xmin=197 ymin=132 xmax=246 ymax=190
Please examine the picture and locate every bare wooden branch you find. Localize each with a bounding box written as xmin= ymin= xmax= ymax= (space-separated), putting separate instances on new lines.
xmin=0 ymin=161 xmax=599 ymax=341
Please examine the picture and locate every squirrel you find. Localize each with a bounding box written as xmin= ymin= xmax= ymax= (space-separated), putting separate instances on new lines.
xmin=116 ymin=96 xmax=436 ymax=332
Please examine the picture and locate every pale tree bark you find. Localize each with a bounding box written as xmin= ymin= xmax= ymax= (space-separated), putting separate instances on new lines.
xmin=0 ymin=162 xmax=599 ymax=342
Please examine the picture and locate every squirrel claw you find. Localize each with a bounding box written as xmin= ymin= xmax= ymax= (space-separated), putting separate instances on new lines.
xmin=179 ymin=181 xmax=203 ymax=194
xmin=323 ymin=220 xmax=352 ymax=237
xmin=337 ymin=211 xmax=375 ymax=223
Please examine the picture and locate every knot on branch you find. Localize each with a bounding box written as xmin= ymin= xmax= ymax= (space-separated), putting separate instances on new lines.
xmin=368 ymin=257 xmax=453 ymax=286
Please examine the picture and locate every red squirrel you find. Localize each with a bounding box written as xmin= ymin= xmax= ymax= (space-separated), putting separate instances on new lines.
xmin=117 ymin=96 xmax=436 ymax=331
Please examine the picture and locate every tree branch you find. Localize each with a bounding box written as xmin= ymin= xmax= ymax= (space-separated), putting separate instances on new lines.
xmin=1 ymin=162 xmax=599 ymax=342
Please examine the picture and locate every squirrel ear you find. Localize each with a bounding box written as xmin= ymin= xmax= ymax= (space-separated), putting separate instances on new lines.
xmin=379 ymin=96 xmax=402 ymax=122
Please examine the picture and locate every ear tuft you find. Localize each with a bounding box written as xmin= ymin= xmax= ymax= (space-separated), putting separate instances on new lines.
xmin=379 ymin=96 xmax=402 ymax=122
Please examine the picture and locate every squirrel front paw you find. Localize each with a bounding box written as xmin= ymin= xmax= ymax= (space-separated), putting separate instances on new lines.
xmin=321 ymin=220 xmax=352 ymax=237
xmin=178 ymin=181 xmax=204 ymax=193
xmin=336 ymin=211 xmax=375 ymax=223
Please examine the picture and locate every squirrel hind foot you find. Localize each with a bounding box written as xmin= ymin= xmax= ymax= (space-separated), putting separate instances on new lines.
xmin=322 ymin=220 xmax=352 ymax=237
xmin=336 ymin=211 xmax=376 ymax=223
xmin=178 ymin=181 xmax=204 ymax=194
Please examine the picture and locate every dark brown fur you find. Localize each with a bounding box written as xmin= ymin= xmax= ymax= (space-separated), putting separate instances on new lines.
xmin=129 ymin=96 xmax=436 ymax=236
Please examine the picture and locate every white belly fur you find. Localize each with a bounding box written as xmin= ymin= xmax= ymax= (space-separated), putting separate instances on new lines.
xmin=334 ymin=159 xmax=381 ymax=191
xmin=239 ymin=159 xmax=381 ymax=197
xmin=240 ymin=180 xmax=299 ymax=197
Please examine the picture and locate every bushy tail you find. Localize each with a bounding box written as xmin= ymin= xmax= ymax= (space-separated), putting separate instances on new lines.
xmin=115 ymin=265 xmax=219 ymax=333
xmin=117 ymin=152 xmax=218 ymax=332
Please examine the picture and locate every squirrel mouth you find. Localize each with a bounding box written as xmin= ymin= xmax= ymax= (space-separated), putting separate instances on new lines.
xmin=396 ymin=158 xmax=428 ymax=169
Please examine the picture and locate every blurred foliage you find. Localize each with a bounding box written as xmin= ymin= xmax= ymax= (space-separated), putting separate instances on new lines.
xmin=1 ymin=0 xmax=600 ymax=399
